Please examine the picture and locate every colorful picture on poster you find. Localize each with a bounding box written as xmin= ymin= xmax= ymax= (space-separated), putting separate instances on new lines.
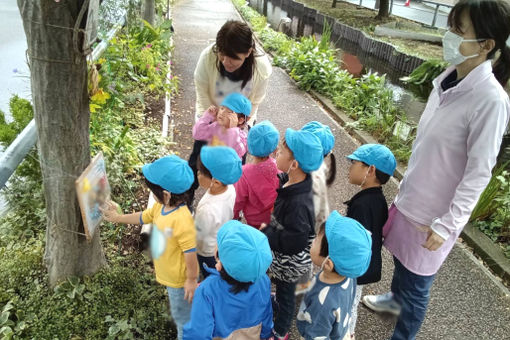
xmin=75 ymin=152 xmax=110 ymax=240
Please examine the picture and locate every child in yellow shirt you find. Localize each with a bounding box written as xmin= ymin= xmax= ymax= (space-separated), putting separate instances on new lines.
xmin=103 ymin=155 xmax=199 ymax=340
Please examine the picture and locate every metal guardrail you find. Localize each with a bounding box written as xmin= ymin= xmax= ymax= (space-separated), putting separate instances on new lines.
xmin=0 ymin=17 xmax=125 ymax=190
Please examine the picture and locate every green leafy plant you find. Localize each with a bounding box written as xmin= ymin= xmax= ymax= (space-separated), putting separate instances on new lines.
xmin=53 ymin=277 xmax=86 ymax=301
xmin=471 ymin=164 xmax=510 ymax=254
xmin=0 ymin=96 xmax=33 ymax=147
xmin=400 ymin=59 xmax=447 ymax=99
xmin=470 ymin=161 xmax=510 ymax=222
xmin=401 ymin=59 xmax=447 ymax=85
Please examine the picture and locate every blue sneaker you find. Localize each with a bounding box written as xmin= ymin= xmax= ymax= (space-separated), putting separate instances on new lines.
xmin=362 ymin=292 xmax=401 ymax=316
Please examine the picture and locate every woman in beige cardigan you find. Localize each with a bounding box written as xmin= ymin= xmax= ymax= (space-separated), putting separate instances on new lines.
xmin=189 ymin=20 xmax=272 ymax=200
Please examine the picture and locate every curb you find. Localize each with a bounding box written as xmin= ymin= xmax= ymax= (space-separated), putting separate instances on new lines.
xmin=461 ymin=223 xmax=510 ymax=284
xmin=233 ymin=1 xmax=510 ymax=286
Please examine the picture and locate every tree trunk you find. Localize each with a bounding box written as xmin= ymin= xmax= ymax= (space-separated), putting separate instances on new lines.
xmin=18 ymin=0 xmax=106 ymax=287
xmin=143 ymin=0 xmax=155 ymax=26
xmin=376 ymin=0 xmax=390 ymax=18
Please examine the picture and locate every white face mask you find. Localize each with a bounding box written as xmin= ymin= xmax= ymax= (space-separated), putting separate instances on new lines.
xmin=442 ymin=30 xmax=483 ymax=65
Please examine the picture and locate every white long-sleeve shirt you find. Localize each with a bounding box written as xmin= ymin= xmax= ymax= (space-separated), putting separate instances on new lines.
xmin=395 ymin=60 xmax=510 ymax=241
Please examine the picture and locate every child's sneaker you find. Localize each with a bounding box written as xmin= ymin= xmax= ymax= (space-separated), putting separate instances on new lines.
xmin=271 ymin=330 xmax=289 ymax=340
xmin=362 ymin=292 xmax=401 ymax=316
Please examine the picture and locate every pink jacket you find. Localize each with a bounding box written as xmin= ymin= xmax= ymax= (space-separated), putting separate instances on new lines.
xmin=234 ymin=158 xmax=279 ymax=228
xmin=192 ymin=110 xmax=248 ymax=158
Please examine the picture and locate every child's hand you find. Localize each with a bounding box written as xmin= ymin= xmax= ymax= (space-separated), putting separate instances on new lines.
xmin=101 ymin=200 xmax=121 ymax=223
xmin=259 ymin=223 xmax=268 ymax=230
xmin=207 ymin=105 xmax=218 ymax=117
xmin=184 ymin=278 xmax=198 ymax=303
xmin=227 ymin=113 xmax=238 ymax=129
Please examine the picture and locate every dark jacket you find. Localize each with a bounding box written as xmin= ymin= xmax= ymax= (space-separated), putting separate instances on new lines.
xmin=345 ymin=187 xmax=388 ymax=285
xmin=263 ymin=173 xmax=315 ymax=255
xmin=263 ymin=173 xmax=315 ymax=282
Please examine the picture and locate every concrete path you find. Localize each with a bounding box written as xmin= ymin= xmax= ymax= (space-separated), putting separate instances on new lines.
xmin=170 ymin=0 xmax=510 ymax=338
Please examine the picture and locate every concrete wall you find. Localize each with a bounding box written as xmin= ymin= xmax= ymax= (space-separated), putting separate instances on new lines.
xmin=251 ymin=0 xmax=425 ymax=75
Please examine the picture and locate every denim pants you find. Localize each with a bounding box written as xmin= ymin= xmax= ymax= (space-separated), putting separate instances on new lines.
xmin=390 ymin=257 xmax=436 ymax=340
xmin=273 ymin=279 xmax=297 ymax=337
xmin=197 ymin=254 xmax=216 ymax=279
xmin=167 ymin=286 xmax=192 ymax=340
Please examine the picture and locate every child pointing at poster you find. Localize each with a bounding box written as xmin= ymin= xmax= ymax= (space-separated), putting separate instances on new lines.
xmin=102 ymin=155 xmax=198 ymax=340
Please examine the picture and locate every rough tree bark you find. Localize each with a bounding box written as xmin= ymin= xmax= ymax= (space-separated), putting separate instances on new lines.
xmin=18 ymin=0 xmax=106 ymax=287
xmin=376 ymin=0 xmax=390 ymax=19
xmin=143 ymin=0 xmax=155 ymax=25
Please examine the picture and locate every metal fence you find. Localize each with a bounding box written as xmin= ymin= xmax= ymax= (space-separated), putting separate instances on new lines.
xmin=338 ymin=0 xmax=452 ymax=28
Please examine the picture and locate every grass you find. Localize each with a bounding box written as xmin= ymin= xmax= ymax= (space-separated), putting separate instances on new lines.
xmin=294 ymin=0 xmax=444 ymax=59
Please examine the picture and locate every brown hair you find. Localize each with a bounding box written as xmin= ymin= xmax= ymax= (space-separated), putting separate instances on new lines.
xmin=144 ymin=178 xmax=192 ymax=209
xmin=213 ymin=20 xmax=256 ymax=89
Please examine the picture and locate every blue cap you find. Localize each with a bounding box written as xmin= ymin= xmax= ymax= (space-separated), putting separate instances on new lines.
xmin=142 ymin=155 xmax=193 ymax=194
xmin=220 ymin=93 xmax=252 ymax=116
xmin=325 ymin=211 xmax=372 ymax=278
xmin=217 ymin=220 xmax=273 ymax=282
xmin=248 ymin=120 xmax=280 ymax=157
xmin=284 ymin=128 xmax=323 ymax=173
xmin=346 ymin=144 xmax=396 ymax=176
xmin=302 ymin=121 xmax=335 ymax=156
xmin=200 ymin=146 xmax=242 ymax=185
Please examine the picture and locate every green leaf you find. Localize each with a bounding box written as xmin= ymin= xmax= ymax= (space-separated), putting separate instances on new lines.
xmin=109 ymin=323 xmax=121 ymax=335
xmin=68 ymin=277 xmax=80 ymax=287
xmin=0 ymin=312 xmax=10 ymax=325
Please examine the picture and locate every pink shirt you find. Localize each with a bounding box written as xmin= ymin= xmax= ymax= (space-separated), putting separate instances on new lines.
xmin=192 ymin=110 xmax=248 ymax=158
xmin=385 ymin=61 xmax=510 ymax=275
xmin=233 ymin=158 xmax=279 ymax=228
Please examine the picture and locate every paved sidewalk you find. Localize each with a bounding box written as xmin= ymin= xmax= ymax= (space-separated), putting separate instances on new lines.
xmin=170 ymin=0 xmax=510 ymax=338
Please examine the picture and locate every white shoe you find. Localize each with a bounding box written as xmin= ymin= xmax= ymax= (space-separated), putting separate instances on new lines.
xmin=362 ymin=292 xmax=401 ymax=316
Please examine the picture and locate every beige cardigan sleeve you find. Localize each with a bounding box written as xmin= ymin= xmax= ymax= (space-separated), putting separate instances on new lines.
xmin=194 ymin=44 xmax=217 ymax=118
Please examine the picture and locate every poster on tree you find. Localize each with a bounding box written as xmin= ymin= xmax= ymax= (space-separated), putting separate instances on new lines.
xmin=75 ymin=152 xmax=110 ymax=241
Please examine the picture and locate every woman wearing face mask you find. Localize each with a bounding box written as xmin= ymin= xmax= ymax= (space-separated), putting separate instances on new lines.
xmin=188 ymin=20 xmax=272 ymax=201
xmin=362 ymin=1 xmax=510 ymax=339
